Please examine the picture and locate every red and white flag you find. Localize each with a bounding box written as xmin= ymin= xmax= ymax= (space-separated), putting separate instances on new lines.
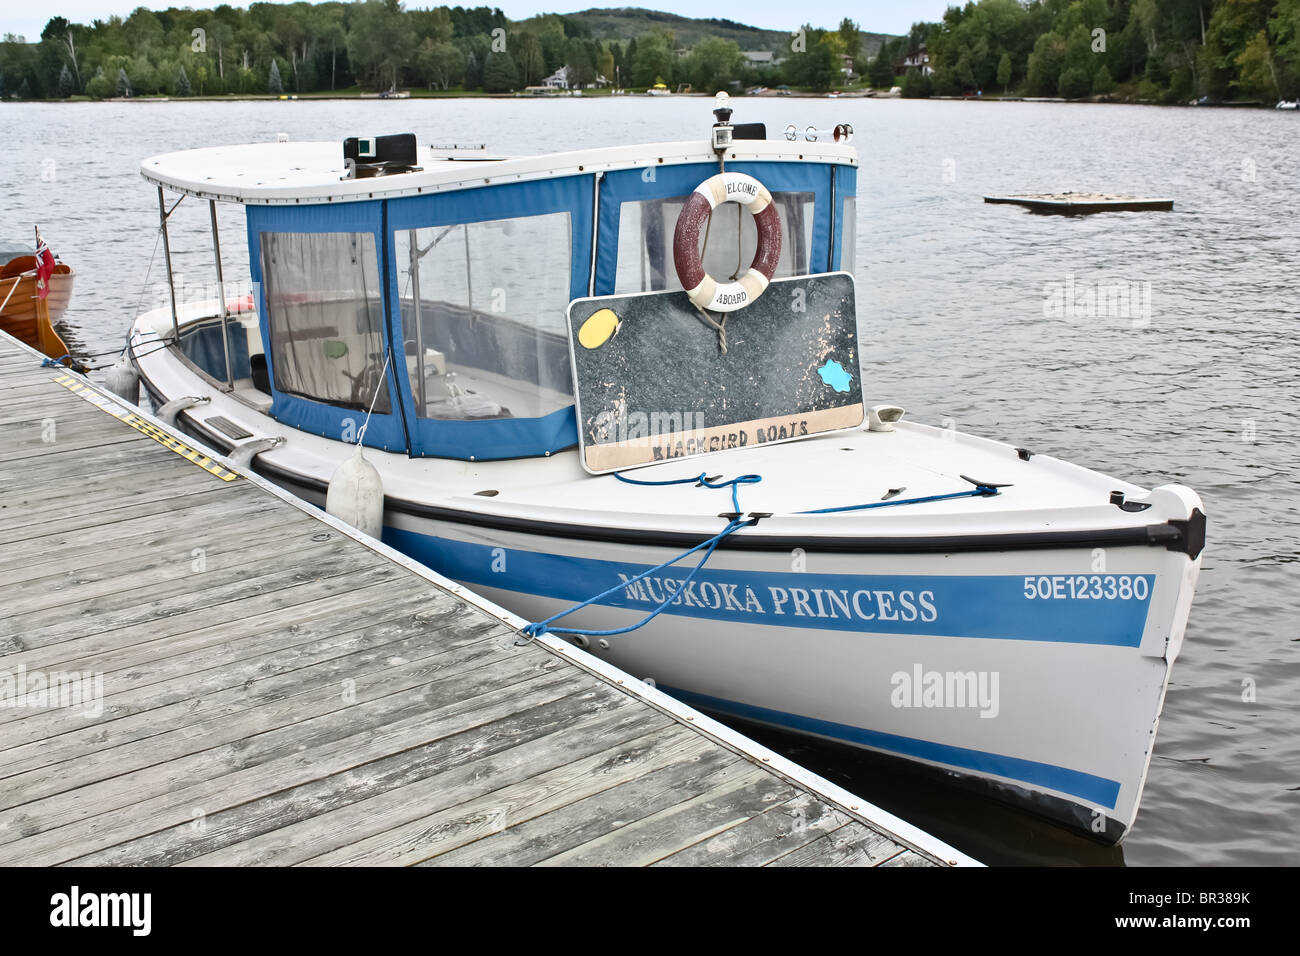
xmin=34 ymin=231 xmax=55 ymax=300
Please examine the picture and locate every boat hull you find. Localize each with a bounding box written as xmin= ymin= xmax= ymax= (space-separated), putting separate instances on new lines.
xmin=140 ymin=365 xmax=1201 ymax=845
xmin=375 ymin=514 xmax=1196 ymax=844
xmin=0 ymin=259 xmax=74 ymax=360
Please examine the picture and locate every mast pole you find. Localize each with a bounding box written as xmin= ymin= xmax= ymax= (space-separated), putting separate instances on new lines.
xmin=209 ymin=199 xmax=234 ymax=388
xmin=158 ymin=186 xmax=180 ymax=340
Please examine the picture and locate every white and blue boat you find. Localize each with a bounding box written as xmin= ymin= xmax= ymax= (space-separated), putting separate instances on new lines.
xmin=128 ymin=103 xmax=1204 ymax=844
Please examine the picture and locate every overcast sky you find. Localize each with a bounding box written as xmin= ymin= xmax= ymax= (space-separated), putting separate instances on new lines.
xmin=4 ymin=2 xmax=951 ymax=45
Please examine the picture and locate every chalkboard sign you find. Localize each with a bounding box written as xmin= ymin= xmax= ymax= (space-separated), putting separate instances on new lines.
xmin=567 ymin=272 xmax=863 ymax=474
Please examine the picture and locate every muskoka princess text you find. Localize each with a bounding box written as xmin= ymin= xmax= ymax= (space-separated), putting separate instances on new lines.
xmin=616 ymin=577 xmax=940 ymax=622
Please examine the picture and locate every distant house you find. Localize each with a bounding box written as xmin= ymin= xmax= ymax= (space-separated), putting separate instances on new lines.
xmin=742 ymin=50 xmax=780 ymax=67
xmin=542 ymin=66 xmax=610 ymax=91
xmin=841 ymin=54 xmax=856 ymax=78
xmin=896 ymin=44 xmax=933 ymax=77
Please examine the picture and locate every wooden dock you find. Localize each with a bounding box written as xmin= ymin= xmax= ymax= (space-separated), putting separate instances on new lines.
xmin=0 ymin=332 xmax=976 ymax=867
xmin=984 ymin=192 xmax=1174 ymax=214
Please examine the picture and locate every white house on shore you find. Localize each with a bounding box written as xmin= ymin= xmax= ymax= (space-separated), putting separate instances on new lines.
xmin=542 ymin=66 xmax=610 ymax=90
xmin=897 ymin=44 xmax=933 ymax=76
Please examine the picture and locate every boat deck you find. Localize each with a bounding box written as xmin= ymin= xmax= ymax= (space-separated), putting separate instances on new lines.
xmin=0 ymin=331 xmax=974 ymax=867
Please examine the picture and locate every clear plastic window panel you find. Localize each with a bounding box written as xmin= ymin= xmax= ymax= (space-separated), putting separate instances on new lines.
xmin=259 ymin=231 xmax=390 ymax=413
xmin=839 ymin=196 xmax=857 ymax=277
xmin=394 ymin=211 xmax=574 ymax=421
xmin=614 ymin=191 xmax=815 ymax=294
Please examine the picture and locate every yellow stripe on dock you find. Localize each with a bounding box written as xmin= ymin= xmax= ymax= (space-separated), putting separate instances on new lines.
xmin=50 ymin=372 xmax=240 ymax=482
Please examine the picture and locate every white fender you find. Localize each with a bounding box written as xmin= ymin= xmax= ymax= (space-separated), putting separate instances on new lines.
xmin=326 ymin=445 xmax=385 ymax=540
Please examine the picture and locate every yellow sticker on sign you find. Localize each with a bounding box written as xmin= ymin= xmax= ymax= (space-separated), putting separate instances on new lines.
xmin=51 ymin=373 xmax=240 ymax=482
xmin=577 ymin=308 xmax=621 ymax=349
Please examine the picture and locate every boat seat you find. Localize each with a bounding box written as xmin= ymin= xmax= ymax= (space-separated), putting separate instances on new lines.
xmin=250 ymin=353 xmax=271 ymax=394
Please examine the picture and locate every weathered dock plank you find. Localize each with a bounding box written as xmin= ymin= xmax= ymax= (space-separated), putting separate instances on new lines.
xmin=0 ymin=331 xmax=977 ymax=867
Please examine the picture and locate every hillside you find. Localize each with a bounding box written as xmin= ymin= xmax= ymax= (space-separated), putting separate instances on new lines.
xmin=530 ymin=7 xmax=894 ymax=57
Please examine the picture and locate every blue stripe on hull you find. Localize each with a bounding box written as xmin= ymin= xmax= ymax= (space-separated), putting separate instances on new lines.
xmin=385 ymin=528 xmax=1154 ymax=646
xmin=382 ymin=526 xmax=1127 ymax=808
xmin=658 ymin=684 xmax=1123 ymax=809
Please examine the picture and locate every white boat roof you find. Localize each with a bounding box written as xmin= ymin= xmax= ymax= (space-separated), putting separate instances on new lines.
xmin=140 ymin=138 xmax=858 ymax=206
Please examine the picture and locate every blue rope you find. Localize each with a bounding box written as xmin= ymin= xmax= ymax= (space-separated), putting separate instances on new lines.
xmin=523 ymin=469 xmax=763 ymax=639
xmin=799 ymin=484 xmax=1000 ymax=514
xmin=521 ymin=516 xmax=747 ymax=639
xmin=614 ymin=469 xmax=762 ymax=513
xmin=523 ymin=471 xmax=1001 ymax=641
xmin=40 ymin=354 xmax=73 ymax=368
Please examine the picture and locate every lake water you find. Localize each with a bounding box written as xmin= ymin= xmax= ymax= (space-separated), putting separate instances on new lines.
xmin=6 ymin=96 xmax=1297 ymax=865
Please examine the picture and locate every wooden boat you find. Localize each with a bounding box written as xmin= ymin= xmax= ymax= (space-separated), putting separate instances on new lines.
xmin=0 ymin=254 xmax=75 ymax=362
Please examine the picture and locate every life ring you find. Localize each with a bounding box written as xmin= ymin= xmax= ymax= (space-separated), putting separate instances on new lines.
xmin=673 ymin=172 xmax=782 ymax=312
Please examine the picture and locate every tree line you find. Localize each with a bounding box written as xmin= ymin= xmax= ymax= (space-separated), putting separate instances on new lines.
xmin=890 ymin=0 xmax=1300 ymax=103
xmin=0 ymin=2 xmax=859 ymax=99
xmin=2 ymin=1 xmax=1297 ymax=103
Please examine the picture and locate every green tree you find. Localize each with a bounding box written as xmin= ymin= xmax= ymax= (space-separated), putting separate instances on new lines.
xmin=267 ymin=57 xmax=282 ymax=94
xmin=175 ymin=63 xmax=191 ymax=96
xmin=787 ymin=28 xmax=843 ymax=91
xmin=596 ymin=44 xmax=614 ymax=85
xmin=1058 ymin=65 xmax=1091 ymax=97
xmin=115 ymin=65 xmax=131 ymax=96
xmin=838 ymin=18 xmax=861 ymax=63
xmin=1092 ymin=63 xmax=1115 ymax=94
xmin=1202 ymin=0 xmax=1271 ymax=97
xmin=85 ymin=66 xmax=111 ymax=98
xmin=901 ymin=67 xmax=932 ymax=97
xmin=123 ymin=7 xmax=164 ymax=57
xmin=624 ymin=36 xmax=638 ymax=82
xmin=458 ymin=33 xmax=491 ymax=89
xmin=631 ymin=32 xmax=673 ymax=87
xmin=515 ymin=32 xmax=544 ymax=86
xmin=417 ymin=38 xmax=464 ymax=90
xmin=348 ymin=0 xmax=416 ymax=91
xmin=57 ymin=62 xmax=74 ymax=96
xmin=482 ymin=49 xmax=519 ymax=92
xmin=1026 ymin=31 xmax=1067 ymax=95
xmin=1274 ymin=0 xmax=1300 ymax=97
xmin=565 ymin=37 xmax=596 ymax=88
xmin=685 ymin=37 xmax=743 ymax=94
xmin=1235 ymin=28 xmax=1279 ymax=100
xmin=128 ymin=54 xmax=156 ymax=93
xmin=315 ymin=8 xmax=345 ymax=90
xmin=868 ymin=40 xmax=897 ymax=88
xmin=996 ymin=51 xmax=1012 ymax=91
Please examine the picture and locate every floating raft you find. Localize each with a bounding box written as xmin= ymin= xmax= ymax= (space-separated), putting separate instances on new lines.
xmin=984 ymin=192 xmax=1174 ymax=214
xmin=0 ymin=330 xmax=976 ymax=867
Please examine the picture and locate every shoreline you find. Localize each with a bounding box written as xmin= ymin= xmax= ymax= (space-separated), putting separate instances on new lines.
xmin=4 ymin=89 xmax=1284 ymax=109
xmin=8 ymin=95 xmax=1281 ymax=109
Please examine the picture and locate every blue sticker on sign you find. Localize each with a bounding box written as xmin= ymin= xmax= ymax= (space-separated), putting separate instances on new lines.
xmin=818 ymin=359 xmax=853 ymax=393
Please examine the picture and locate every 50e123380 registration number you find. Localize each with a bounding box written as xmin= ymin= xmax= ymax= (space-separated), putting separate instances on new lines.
xmin=1023 ymin=574 xmax=1151 ymax=601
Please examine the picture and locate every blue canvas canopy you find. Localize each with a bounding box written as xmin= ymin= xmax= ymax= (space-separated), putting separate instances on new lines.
xmin=244 ymin=159 xmax=856 ymax=460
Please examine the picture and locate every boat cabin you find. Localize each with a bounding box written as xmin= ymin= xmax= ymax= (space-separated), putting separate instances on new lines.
xmin=139 ymin=125 xmax=857 ymax=462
